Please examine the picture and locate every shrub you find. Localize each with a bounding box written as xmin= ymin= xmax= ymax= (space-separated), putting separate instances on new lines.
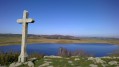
xmin=58 ymin=47 xmax=92 ymax=57
xmin=0 ymin=51 xmax=19 ymax=65
xmin=0 ymin=51 xmax=44 ymax=66
xmin=29 ymin=53 xmax=44 ymax=60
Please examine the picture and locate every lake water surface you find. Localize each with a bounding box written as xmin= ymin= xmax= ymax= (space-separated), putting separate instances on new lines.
xmin=0 ymin=43 xmax=119 ymax=57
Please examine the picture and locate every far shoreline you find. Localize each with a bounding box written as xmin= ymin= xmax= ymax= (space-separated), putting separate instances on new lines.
xmin=0 ymin=36 xmax=119 ymax=46
xmin=0 ymin=42 xmax=118 ymax=46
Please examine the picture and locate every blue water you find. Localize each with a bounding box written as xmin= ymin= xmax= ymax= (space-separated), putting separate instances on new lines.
xmin=0 ymin=43 xmax=119 ymax=57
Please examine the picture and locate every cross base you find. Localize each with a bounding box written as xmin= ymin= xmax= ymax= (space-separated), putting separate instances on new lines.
xmin=18 ymin=54 xmax=28 ymax=62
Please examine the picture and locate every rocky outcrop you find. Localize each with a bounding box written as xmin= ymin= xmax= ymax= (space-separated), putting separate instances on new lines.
xmin=88 ymin=57 xmax=106 ymax=64
xmin=89 ymin=64 xmax=98 ymax=67
xmin=28 ymin=61 xmax=34 ymax=67
xmin=9 ymin=58 xmax=36 ymax=67
xmin=44 ymin=56 xmax=62 ymax=58
xmin=108 ymin=61 xmax=118 ymax=65
xmin=9 ymin=62 xmax=21 ymax=67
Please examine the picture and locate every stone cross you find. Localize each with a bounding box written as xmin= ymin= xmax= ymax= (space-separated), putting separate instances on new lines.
xmin=17 ymin=10 xmax=34 ymax=62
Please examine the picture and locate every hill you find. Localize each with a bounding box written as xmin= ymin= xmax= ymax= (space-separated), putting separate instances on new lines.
xmin=0 ymin=34 xmax=119 ymax=46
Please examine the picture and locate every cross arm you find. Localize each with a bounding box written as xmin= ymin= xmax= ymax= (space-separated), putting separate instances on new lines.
xmin=17 ymin=19 xmax=23 ymax=24
xmin=26 ymin=18 xmax=35 ymax=23
xmin=17 ymin=18 xmax=34 ymax=24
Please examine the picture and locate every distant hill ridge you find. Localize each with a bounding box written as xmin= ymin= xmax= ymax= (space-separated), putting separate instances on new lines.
xmin=0 ymin=33 xmax=119 ymax=40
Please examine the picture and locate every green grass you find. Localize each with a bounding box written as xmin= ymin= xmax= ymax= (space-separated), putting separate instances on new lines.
xmin=34 ymin=59 xmax=44 ymax=67
xmin=0 ymin=52 xmax=119 ymax=67
xmin=33 ymin=57 xmax=118 ymax=67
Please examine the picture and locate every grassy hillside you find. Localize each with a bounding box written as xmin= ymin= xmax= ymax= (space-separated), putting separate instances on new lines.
xmin=0 ymin=34 xmax=119 ymax=46
xmin=9 ymin=56 xmax=119 ymax=67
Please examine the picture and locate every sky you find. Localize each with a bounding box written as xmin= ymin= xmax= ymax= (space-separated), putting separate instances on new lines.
xmin=0 ymin=0 xmax=119 ymax=38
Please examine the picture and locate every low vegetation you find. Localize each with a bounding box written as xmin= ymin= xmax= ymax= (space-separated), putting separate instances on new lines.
xmin=0 ymin=51 xmax=19 ymax=65
xmin=58 ymin=47 xmax=92 ymax=57
xmin=1 ymin=50 xmax=119 ymax=67
xmin=34 ymin=56 xmax=119 ymax=67
xmin=0 ymin=51 xmax=44 ymax=66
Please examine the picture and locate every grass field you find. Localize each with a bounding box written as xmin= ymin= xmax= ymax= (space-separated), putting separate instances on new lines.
xmin=11 ymin=56 xmax=119 ymax=67
xmin=0 ymin=36 xmax=119 ymax=46
xmin=1 ymin=50 xmax=119 ymax=67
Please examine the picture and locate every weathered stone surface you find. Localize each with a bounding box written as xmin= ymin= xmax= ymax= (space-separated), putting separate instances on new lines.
xmin=88 ymin=57 xmax=94 ymax=60
xmin=28 ymin=61 xmax=34 ymax=67
xmin=116 ymin=66 xmax=119 ymax=67
xmin=39 ymin=62 xmax=52 ymax=67
xmin=71 ymin=56 xmax=79 ymax=57
xmin=0 ymin=66 xmax=7 ymax=67
xmin=95 ymin=58 xmax=106 ymax=64
xmin=44 ymin=56 xmax=62 ymax=58
xmin=101 ymin=56 xmax=112 ymax=59
xmin=108 ymin=61 xmax=118 ymax=65
xmin=9 ymin=62 xmax=16 ymax=67
xmin=88 ymin=57 xmax=106 ymax=64
xmin=9 ymin=61 xmax=34 ymax=67
xmin=15 ymin=62 xmax=22 ymax=67
xmin=28 ymin=57 xmax=37 ymax=62
xmin=68 ymin=61 xmax=72 ymax=63
xmin=74 ymin=58 xmax=80 ymax=61
xmin=17 ymin=10 xmax=34 ymax=62
xmin=9 ymin=62 xmax=22 ymax=67
xmin=23 ymin=62 xmax=28 ymax=65
xmin=89 ymin=64 xmax=98 ymax=67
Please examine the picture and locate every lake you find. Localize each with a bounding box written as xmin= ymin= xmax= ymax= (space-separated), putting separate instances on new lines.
xmin=0 ymin=43 xmax=119 ymax=57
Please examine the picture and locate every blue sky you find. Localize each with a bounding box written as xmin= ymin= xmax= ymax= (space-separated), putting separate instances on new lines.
xmin=0 ymin=0 xmax=119 ymax=38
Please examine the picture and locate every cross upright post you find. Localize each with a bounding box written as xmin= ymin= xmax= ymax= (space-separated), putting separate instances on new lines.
xmin=17 ymin=10 xmax=34 ymax=62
